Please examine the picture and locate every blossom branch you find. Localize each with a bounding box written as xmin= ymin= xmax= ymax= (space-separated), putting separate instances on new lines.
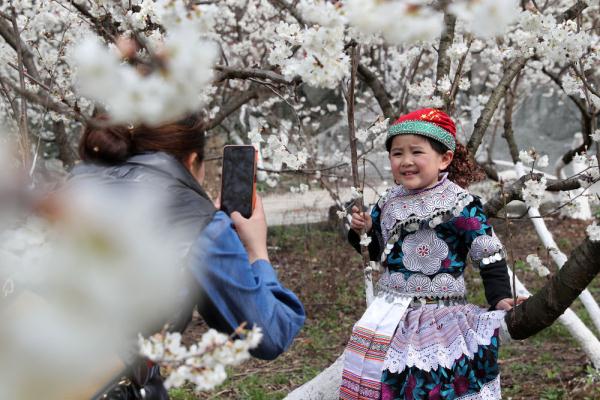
xmin=484 ymin=174 xmax=586 ymax=217
xmin=0 ymin=77 xmax=86 ymax=124
xmin=445 ymin=38 xmax=472 ymax=114
xmin=571 ymin=63 xmax=600 ymax=100
xmin=214 ymin=65 xmax=299 ymax=85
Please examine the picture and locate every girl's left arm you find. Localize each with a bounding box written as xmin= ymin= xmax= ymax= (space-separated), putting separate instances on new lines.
xmin=462 ymin=196 xmax=513 ymax=310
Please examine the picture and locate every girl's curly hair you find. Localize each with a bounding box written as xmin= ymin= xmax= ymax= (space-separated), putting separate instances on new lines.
xmin=425 ymin=137 xmax=486 ymax=188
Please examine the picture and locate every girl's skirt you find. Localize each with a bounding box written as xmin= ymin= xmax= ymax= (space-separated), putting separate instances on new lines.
xmin=341 ymin=297 xmax=505 ymax=400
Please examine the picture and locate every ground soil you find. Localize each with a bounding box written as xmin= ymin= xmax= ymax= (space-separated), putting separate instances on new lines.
xmin=178 ymin=212 xmax=600 ymax=400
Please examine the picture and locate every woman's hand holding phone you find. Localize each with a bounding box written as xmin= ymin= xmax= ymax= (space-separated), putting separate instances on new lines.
xmin=230 ymin=195 xmax=269 ymax=264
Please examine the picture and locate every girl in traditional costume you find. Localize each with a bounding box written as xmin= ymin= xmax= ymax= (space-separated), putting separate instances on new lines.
xmin=341 ymin=108 xmax=524 ymax=400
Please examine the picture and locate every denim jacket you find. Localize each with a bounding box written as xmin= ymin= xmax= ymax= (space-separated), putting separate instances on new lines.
xmin=71 ymin=152 xmax=305 ymax=360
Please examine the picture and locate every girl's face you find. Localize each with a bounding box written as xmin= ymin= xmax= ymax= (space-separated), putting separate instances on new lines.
xmin=388 ymin=134 xmax=453 ymax=190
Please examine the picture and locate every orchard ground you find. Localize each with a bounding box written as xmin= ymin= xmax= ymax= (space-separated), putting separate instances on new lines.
xmin=172 ymin=213 xmax=600 ymax=400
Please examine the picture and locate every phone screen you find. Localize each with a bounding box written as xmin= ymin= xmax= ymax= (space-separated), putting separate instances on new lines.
xmin=220 ymin=145 xmax=256 ymax=219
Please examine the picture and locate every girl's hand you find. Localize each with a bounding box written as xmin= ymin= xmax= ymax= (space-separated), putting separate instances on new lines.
xmin=495 ymin=296 xmax=528 ymax=311
xmin=350 ymin=205 xmax=373 ymax=234
xmin=230 ymin=195 xmax=269 ymax=263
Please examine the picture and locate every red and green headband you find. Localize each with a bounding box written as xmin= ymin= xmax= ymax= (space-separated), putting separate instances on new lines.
xmin=386 ymin=108 xmax=457 ymax=152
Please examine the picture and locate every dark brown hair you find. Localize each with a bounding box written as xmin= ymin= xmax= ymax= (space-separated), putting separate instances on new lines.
xmin=424 ymin=137 xmax=485 ymax=188
xmin=79 ymin=114 xmax=205 ymax=165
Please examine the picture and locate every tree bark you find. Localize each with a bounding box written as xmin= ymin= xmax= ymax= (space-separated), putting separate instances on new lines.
xmin=505 ymin=237 xmax=600 ymax=339
xmin=435 ymin=8 xmax=456 ymax=96
xmin=53 ymin=120 xmax=77 ymax=168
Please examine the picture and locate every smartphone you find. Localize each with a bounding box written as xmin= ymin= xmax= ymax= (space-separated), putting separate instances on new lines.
xmin=220 ymin=145 xmax=257 ymax=219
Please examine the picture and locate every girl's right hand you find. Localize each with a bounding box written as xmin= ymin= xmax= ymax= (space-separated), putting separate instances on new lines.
xmin=350 ymin=205 xmax=372 ymax=234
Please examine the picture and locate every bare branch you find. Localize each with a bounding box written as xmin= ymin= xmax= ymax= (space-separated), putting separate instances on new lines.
xmin=67 ymin=0 xmax=119 ymax=43
xmin=556 ymin=0 xmax=589 ymax=24
xmin=0 ymin=18 xmax=41 ymax=81
xmin=506 ymin=236 xmax=600 ymax=340
xmin=357 ymin=64 xmax=395 ymax=119
xmin=7 ymin=62 xmax=52 ymax=93
xmin=502 ymin=74 xmax=522 ymax=164
xmin=10 ymin=9 xmax=31 ymax=167
xmin=435 ymin=8 xmax=456 ymax=94
xmin=445 ymin=38 xmax=472 ymax=113
xmin=466 ymin=57 xmax=528 ymax=157
xmin=202 ymin=87 xmax=263 ymax=131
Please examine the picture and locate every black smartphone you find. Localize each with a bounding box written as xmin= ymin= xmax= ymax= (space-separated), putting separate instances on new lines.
xmin=220 ymin=145 xmax=257 ymax=219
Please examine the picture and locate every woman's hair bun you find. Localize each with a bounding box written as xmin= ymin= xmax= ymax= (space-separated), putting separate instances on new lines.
xmin=79 ymin=124 xmax=133 ymax=165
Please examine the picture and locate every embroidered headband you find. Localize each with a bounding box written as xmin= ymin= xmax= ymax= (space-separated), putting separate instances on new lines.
xmin=385 ymin=108 xmax=457 ymax=152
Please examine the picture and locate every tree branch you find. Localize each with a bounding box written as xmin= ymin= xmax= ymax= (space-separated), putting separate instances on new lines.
xmin=0 ymin=77 xmax=87 ymax=124
xmin=502 ymin=78 xmax=520 ymax=164
xmin=214 ymin=65 xmax=298 ymax=85
xmin=357 ymin=64 xmax=395 ymax=119
xmin=52 ymin=120 xmax=77 ymax=167
xmin=483 ymin=173 xmax=584 ymax=217
xmin=466 ymin=57 xmax=528 ymax=157
xmin=67 ymin=0 xmax=119 ymax=43
xmin=435 ymin=8 xmax=456 ymax=94
xmin=202 ymin=88 xmax=263 ymax=131
xmin=0 ymin=18 xmax=41 ymax=81
xmin=506 ymin=236 xmax=600 ymax=339
xmin=266 ymin=0 xmax=306 ymax=26
xmin=445 ymin=39 xmax=472 ymax=114
xmin=556 ymin=0 xmax=589 ymax=24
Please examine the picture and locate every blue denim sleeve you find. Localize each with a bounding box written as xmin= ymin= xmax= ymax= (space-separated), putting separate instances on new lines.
xmin=188 ymin=211 xmax=305 ymax=360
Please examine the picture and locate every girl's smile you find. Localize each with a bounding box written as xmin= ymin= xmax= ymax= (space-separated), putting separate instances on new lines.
xmin=388 ymin=134 xmax=453 ymax=190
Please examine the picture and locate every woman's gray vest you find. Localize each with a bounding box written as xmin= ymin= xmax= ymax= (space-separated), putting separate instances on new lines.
xmin=70 ymin=151 xmax=216 ymax=244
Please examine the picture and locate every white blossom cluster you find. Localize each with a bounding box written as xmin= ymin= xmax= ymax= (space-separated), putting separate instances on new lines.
xmin=359 ymin=233 xmax=372 ymax=246
xmin=356 ymin=118 xmax=389 ymax=145
xmin=408 ymin=78 xmax=443 ymax=108
xmin=290 ymin=183 xmax=309 ymax=194
xmin=519 ymin=149 xmax=549 ymax=168
xmin=512 ymin=12 xmax=593 ymax=65
xmin=345 ymin=0 xmax=521 ymax=45
xmin=450 ymin=0 xmax=520 ymax=38
xmin=267 ymin=1 xmax=349 ymax=89
xmin=526 ymin=254 xmax=550 ymax=277
xmin=587 ymin=222 xmax=600 ymax=242
xmin=262 ymin=132 xmax=308 ymax=171
xmin=139 ymin=326 xmax=262 ymax=391
xmin=71 ymin=0 xmax=221 ymax=125
xmin=0 ymin=186 xmax=185 ymax=399
xmin=557 ymin=191 xmax=584 ymax=219
xmin=573 ymin=154 xmax=600 ymax=188
xmin=522 ymin=176 xmax=547 ymax=209
xmin=344 ymin=0 xmax=443 ymax=45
